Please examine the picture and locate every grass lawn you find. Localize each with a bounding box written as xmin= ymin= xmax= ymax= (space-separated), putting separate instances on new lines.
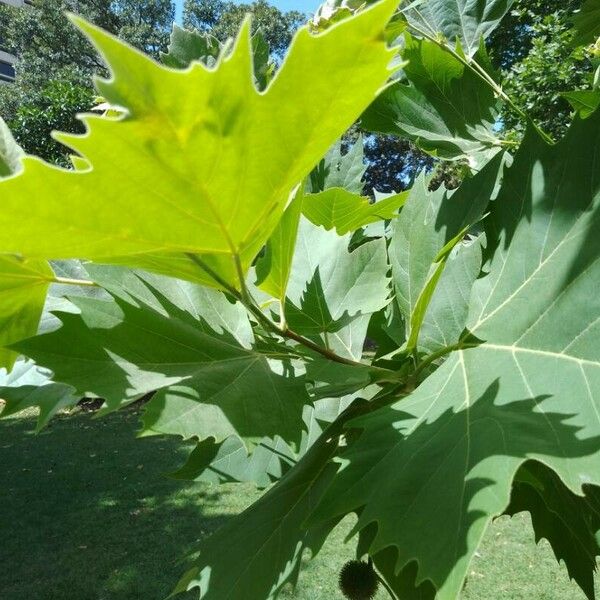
xmin=0 ymin=407 xmax=596 ymax=600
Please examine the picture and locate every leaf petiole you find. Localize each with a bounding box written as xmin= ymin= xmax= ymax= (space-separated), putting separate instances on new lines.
xmin=50 ymin=276 xmax=99 ymax=288
xmin=406 ymin=22 xmax=554 ymax=144
xmin=186 ymin=252 xmax=397 ymax=374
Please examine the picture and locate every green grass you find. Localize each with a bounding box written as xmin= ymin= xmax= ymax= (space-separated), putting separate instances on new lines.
xmin=0 ymin=407 xmax=596 ymax=600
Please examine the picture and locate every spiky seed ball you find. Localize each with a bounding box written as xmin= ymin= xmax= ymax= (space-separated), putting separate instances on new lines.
xmin=338 ymin=560 xmax=379 ymax=600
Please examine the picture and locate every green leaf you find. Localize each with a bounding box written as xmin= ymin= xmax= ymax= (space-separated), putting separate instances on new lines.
xmin=161 ymin=23 xmax=273 ymax=90
xmin=563 ymin=89 xmax=600 ymax=118
xmin=362 ymin=35 xmax=502 ymax=163
xmin=302 ymin=187 xmax=407 ymax=234
xmin=38 ymin=261 xmax=110 ymax=336
xmin=311 ymin=112 xmax=600 ymax=599
xmin=160 ymin=23 xmax=222 ymax=68
xmin=255 ymin=183 xmax=304 ymax=302
xmin=505 ymin=462 xmax=600 ymax=600
xmin=174 ymin=428 xmax=341 ymax=600
xmin=169 ymin=380 xmax=376 ymax=489
xmin=0 ymin=360 xmax=78 ymax=431
xmin=356 ymin=523 xmax=437 ymax=599
xmin=389 ymin=155 xmax=502 ymax=352
xmin=140 ymin=360 xmax=309 ymax=447
xmin=15 ymin=271 xmax=309 ymax=446
xmin=85 ymin=264 xmax=253 ymax=347
xmin=402 ymin=0 xmax=514 ymax=58
xmin=0 ymin=1 xmax=398 ymax=288
xmin=251 ymin=29 xmax=275 ymax=91
xmin=0 ymin=256 xmax=54 ymax=369
xmin=284 ymin=218 xmax=390 ymax=357
xmin=572 ymin=0 xmax=600 ymax=47
xmin=305 ymin=359 xmax=384 ymax=398
xmin=309 ymin=136 xmax=366 ymax=194
xmin=416 ymin=236 xmax=482 ymax=353
xmin=0 ymin=117 xmax=25 ymax=178
xmin=170 ymin=434 xmax=296 ymax=488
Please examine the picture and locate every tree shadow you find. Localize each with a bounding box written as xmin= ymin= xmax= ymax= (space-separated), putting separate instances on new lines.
xmin=0 ymin=408 xmax=256 ymax=600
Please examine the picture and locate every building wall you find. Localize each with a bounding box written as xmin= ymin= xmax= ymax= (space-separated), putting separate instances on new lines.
xmin=0 ymin=0 xmax=27 ymax=82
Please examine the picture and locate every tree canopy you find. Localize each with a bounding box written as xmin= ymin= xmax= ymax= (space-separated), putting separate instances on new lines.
xmin=183 ymin=0 xmax=305 ymax=56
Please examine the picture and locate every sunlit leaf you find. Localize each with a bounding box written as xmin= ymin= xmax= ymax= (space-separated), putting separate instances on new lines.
xmin=362 ymin=35 xmax=502 ymax=163
xmin=0 ymin=1 xmax=398 ymax=289
xmin=0 ymin=256 xmax=54 ymax=369
xmin=303 ymin=186 xmax=407 ymax=234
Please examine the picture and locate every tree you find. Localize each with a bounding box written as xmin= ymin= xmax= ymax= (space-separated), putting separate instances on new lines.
xmin=2 ymin=1 xmax=600 ymax=598
xmin=488 ymin=0 xmax=593 ymax=140
xmin=183 ymin=0 xmax=305 ymax=56
xmin=362 ymin=134 xmax=432 ymax=194
xmin=8 ymin=80 xmax=95 ymax=166
xmin=0 ymin=0 xmax=174 ymax=161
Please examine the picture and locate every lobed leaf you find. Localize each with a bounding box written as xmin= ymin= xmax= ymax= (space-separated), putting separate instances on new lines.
xmin=0 ymin=360 xmax=79 ymax=431
xmin=0 ymin=256 xmax=54 ymax=369
xmin=389 ymin=153 xmax=503 ymax=353
xmin=302 ymin=186 xmax=407 ymax=234
xmin=160 ymin=23 xmax=222 ymax=68
xmin=284 ymin=218 xmax=390 ymax=358
xmin=505 ymin=461 xmax=600 ymax=600
xmin=0 ymin=1 xmax=399 ymax=289
xmin=402 ymin=0 xmax=514 ymax=58
xmin=15 ymin=270 xmax=309 ymax=447
xmin=362 ymin=34 xmax=502 ymax=163
xmin=312 ymin=110 xmax=600 ymax=599
xmin=309 ymin=136 xmax=366 ymax=194
xmin=175 ymin=425 xmax=343 ymax=600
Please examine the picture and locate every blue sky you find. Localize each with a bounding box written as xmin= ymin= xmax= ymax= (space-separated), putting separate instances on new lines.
xmin=174 ymin=0 xmax=321 ymax=23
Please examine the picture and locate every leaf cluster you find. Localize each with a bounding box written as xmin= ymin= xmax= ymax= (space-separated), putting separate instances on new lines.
xmin=1 ymin=1 xmax=600 ymax=599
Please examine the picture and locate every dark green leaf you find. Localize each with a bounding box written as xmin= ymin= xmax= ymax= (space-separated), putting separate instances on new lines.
xmin=311 ymin=112 xmax=600 ymax=599
xmin=0 ymin=360 xmax=78 ymax=431
xmin=174 ymin=430 xmax=341 ymax=600
xmin=402 ymin=0 xmax=515 ymax=58
xmin=15 ymin=272 xmax=308 ymax=446
xmin=572 ymin=0 xmax=600 ymax=47
xmin=563 ymin=89 xmax=600 ymax=118
xmin=362 ymin=35 xmax=502 ymax=163
xmin=505 ymin=461 xmax=600 ymax=600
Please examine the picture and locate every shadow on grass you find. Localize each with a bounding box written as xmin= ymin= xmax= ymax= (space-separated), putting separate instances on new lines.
xmin=0 ymin=409 xmax=259 ymax=600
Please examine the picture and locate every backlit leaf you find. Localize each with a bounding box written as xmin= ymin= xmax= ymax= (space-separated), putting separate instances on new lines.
xmin=302 ymin=187 xmax=407 ymax=234
xmin=0 ymin=2 xmax=398 ymax=289
xmin=0 ymin=256 xmax=54 ymax=369
xmin=0 ymin=116 xmax=25 ymax=177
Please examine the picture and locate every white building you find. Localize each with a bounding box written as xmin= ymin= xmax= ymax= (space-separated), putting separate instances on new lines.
xmin=0 ymin=0 xmax=29 ymax=82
